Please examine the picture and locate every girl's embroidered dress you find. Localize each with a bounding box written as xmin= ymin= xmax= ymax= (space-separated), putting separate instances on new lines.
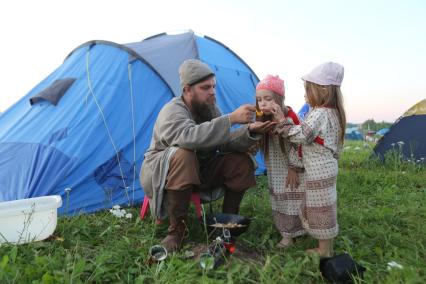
xmin=275 ymin=107 xmax=341 ymax=239
xmin=266 ymin=108 xmax=306 ymax=238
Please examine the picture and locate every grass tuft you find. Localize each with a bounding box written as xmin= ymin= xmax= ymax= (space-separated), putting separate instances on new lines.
xmin=1 ymin=141 xmax=425 ymax=283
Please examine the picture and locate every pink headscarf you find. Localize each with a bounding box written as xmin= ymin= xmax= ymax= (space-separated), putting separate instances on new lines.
xmin=256 ymin=75 xmax=285 ymax=97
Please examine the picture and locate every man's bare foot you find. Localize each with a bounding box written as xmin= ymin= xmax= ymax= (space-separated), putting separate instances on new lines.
xmin=276 ymin=237 xmax=294 ymax=249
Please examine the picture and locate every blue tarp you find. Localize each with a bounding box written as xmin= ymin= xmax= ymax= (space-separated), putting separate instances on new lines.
xmin=0 ymin=31 xmax=263 ymax=215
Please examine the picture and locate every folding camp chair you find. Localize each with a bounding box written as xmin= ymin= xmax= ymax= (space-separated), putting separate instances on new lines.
xmin=139 ymin=187 xmax=224 ymax=223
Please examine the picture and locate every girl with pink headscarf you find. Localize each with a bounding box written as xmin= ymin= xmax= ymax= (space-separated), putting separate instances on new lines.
xmin=254 ymin=75 xmax=307 ymax=249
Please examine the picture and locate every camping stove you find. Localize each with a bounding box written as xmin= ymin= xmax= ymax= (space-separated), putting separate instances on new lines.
xmin=200 ymin=213 xmax=250 ymax=269
xmin=199 ymin=229 xmax=236 ymax=270
xmin=221 ymin=228 xmax=236 ymax=254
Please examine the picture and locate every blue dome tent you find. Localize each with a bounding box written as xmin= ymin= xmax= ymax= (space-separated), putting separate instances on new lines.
xmin=0 ymin=31 xmax=262 ymax=215
xmin=345 ymin=127 xmax=363 ymax=141
xmin=297 ymin=103 xmax=310 ymax=121
xmin=374 ymin=99 xmax=426 ymax=162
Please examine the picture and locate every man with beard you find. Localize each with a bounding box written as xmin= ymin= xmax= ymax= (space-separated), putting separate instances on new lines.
xmin=140 ymin=59 xmax=275 ymax=252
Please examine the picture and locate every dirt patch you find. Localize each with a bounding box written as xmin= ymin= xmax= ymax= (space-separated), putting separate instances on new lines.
xmin=185 ymin=242 xmax=264 ymax=265
xmin=233 ymin=242 xmax=264 ymax=264
xmin=187 ymin=242 xmax=208 ymax=260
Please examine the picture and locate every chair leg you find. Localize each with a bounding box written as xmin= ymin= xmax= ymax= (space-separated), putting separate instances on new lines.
xmin=140 ymin=196 xmax=150 ymax=220
xmin=191 ymin=192 xmax=203 ymax=221
xmin=140 ymin=196 xmax=162 ymax=224
xmin=141 ymin=194 xmax=202 ymax=223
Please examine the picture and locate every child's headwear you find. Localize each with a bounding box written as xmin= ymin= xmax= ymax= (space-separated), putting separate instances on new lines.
xmin=256 ymin=75 xmax=285 ymax=96
xmin=302 ymin=62 xmax=344 ymax=86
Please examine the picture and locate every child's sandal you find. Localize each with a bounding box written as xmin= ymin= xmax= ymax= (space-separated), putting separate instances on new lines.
xmin=276 ymin=238 xmax=294 ymax=249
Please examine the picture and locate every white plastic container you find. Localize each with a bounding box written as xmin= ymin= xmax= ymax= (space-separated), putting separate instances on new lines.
xmin=0 ymin=195 xmax=62 ymax=244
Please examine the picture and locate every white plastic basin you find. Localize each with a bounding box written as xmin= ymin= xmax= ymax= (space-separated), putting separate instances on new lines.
xmin=0 ymin=195 xmax=62 ymax=244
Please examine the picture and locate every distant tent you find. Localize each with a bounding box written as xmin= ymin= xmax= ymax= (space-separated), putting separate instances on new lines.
xmin=374 ymin=99 xmax=426 ymax=162
xmin=376 ymin=128 xmax=389 ymax=136
xmin=297 ymin=103 xmax=310 ymax=121
xmin=0 ymin=31 xmax=262 ymax=215
xmin=345 ymin=127 xmax=363 ymax=141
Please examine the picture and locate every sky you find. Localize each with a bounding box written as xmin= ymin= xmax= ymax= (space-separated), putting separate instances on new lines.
xmin=0 ymin=0 xmax=425 ymax=123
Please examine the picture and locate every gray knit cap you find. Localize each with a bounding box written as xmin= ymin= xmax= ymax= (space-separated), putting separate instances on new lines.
xmin=179 ymin=59 xmax=214 ymax=91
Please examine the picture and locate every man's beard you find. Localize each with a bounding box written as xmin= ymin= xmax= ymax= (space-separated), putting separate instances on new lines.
xmin=191 ymin=97 xmax=216 ymax=124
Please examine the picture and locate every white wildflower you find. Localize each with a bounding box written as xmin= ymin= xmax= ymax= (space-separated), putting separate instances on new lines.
xmin=421 ymin=158 xmax=425 ymax=161
xmin=397 ymin=141 xmax=404 ymax=146
xmin=354 ymin=146 xmax=361 ymax=151
xmin=109 ymin=205 xmax=133 ymax=219
xmin=391 ymin=143 xmax=395 ymax=147
xmin=64 ymin=187 xmax=72 ymax=193
xmin=112 ymin=210 xmax=125 ymax=218
xmin=417 ymin=160 xmax=421 ymax=163
xmin=387 ymin=261 xmax=403 ymax=270
xmin=401 ymin=171 xmax=406 ymax=174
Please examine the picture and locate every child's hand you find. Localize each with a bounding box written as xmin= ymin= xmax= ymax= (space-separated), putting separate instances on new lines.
xmin=286 ymin=168 xmax=299 ymax=189
xmin=247 ymin=141 xmax=260 ymax=155
xmin=268 ymin=102 xmax=286 ymax=123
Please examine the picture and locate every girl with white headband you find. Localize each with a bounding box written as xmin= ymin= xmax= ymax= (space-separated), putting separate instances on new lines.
xmin=270 ymin=62 xmax=346 ymax=257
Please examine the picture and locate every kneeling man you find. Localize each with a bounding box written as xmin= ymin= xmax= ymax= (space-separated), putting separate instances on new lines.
xmin=140 ymin=59 xmax=274 ymax=252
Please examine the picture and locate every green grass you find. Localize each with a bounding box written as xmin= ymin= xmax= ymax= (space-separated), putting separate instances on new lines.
xmin=1 ymin=141 xmax=425 ymax=283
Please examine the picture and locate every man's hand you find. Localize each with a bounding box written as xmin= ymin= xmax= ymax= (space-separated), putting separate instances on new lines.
xmin=229 ymin=104 xmax=256 ymax=124
xmin=285 ymin=168 xmax=299 ymax=190
xmin=248 ymin=121 xmax=277 ymax=134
